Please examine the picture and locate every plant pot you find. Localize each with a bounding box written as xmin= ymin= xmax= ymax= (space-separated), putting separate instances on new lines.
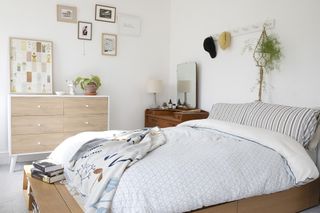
xmin=84 ymin=83 xmax=97 ymax=95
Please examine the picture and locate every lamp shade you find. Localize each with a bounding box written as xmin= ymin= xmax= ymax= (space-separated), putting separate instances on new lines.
xmin=178 ymin=80 xmax=191 ymax=93
xmin=147 ymin=80 xmax=162 ymax=93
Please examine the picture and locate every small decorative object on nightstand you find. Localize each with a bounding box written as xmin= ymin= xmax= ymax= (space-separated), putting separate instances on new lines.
xmin=168 ymin=99 xmax=173 ymax=109
xmin=145 ymin=108 xmax=209 ymax=128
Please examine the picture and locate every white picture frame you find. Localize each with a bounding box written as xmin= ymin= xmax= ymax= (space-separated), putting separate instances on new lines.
xmin=101 ymin=33 xmax=117 ymax=56
xmin=57 ymin=5 xmax=77 ymax=23
xmin=10 ymin=37 xmax=53 ymax=94
xmin=118 ymin=14 xmax=141 ymax=36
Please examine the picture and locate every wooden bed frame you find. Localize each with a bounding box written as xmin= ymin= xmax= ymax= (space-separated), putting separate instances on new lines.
xmin=23 ymin=165 xmax=320 ymax=213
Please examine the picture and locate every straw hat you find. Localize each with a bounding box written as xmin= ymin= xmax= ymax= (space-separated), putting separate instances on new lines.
xmin=218 ymin=31 xmax=231 ymax=50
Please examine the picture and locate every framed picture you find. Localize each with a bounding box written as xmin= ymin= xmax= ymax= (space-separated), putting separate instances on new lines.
xmin=78 ymin=21 xmax=92 ymax=40
xmin=118 ymin=14 xmax=141 ymax=36
xmin=101 ymin=33 xmax=117 ymax=56
xmin=57 ymin=5 xmax=77 ymax=23
xmin=10 ymin=37 xmax=53 ymax=94
xmin=95 ymin=4 xmax=116 ymax=23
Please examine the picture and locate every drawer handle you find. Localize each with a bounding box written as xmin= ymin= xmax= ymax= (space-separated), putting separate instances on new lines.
xmin=85 ymin=105 xmax=89 ymax=108
xmin=37 ymin=142 xmax=41 ymax=145
xmin=85 ymin=121 xmax=89 ymax=125
xmin=37 ymin=105 xmax=41 ymax=108
xmin=37 ymin=123 xmax=41 ymax=127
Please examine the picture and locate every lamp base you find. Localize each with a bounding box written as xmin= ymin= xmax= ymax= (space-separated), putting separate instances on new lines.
xmin=149 ymin=93 xmax=160 ymax=109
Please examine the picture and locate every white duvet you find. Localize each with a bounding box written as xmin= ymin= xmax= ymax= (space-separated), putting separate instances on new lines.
xmin=50 ymin=119 xmax=319 ymax=212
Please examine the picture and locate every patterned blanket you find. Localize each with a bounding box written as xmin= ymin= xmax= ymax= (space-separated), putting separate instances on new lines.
xmin=64 ymin=127 xmax=166 ymax=213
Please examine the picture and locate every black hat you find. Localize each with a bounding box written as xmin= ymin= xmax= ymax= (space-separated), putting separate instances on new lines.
xmin=203 ymin=36 xmax=217 ymax=58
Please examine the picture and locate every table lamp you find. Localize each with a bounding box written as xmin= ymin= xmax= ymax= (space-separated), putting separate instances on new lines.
xmin=178 ymin=80 xmax=191 ymax=106
xmin=147 ymin=80 xmax=162 ymax=108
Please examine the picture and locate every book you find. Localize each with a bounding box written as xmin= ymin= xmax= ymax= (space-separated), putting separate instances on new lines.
xmin=32 ymin=159 xmax=63 ymax=173
xmin=31 ymin=167 xmax=64 ymax=177
xmin=31 ymin=169 xmax=65 ymax=184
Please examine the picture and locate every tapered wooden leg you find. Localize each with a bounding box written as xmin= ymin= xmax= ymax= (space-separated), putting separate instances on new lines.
xmin=9 ymin=156 xmax=17 ymax=173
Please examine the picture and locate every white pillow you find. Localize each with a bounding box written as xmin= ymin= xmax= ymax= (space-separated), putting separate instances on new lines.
xmin=49 ymin=131 xmax=118 ymax=164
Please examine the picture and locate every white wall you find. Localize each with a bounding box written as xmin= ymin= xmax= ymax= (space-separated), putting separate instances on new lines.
xmin=169 ymin=0 xmax=320 ymax=110
xmin=0 ymin=0 xmax=170 ymax=155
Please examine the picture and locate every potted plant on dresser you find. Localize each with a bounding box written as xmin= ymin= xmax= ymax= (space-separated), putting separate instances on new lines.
xmin=75 ymin=75 xmax=102 ymax=95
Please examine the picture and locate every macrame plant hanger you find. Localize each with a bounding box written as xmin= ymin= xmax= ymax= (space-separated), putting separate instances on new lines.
xmin=253 ymin=26 xmax=268 ymax=101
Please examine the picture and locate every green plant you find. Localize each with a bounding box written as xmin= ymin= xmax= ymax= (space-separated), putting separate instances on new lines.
xmin=75 ymin=75 xmax=102 ymax=90
xmin=252 ymin=27 xmax=282 ymax=101
xmin=257 ymin=34 xmax=282 ymax=72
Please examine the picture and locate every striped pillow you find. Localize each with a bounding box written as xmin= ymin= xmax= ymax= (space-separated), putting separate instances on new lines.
xmin=209 ymin=102 xmax=254 ymax=124
xmin=243 ymin=102 xmax=320 ymax=146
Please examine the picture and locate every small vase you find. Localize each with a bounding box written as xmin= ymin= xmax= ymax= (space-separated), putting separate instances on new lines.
xmin=84 ymin=84 xmax=97 ymax=95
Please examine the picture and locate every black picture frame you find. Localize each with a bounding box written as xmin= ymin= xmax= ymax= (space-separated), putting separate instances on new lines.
xmin=95 ymin=4 xmax=116 ymax=23
xmin=78 ymin=21 xmax=92 ymax=40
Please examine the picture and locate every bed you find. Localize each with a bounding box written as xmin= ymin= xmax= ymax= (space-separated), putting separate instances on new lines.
xmin=45 ymin=101 xmax=320 ymax=213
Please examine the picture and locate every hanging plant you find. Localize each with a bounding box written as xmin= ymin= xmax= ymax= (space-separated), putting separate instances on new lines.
xmin=253 ymin=26 xmax=282 ymax=101
xmin=257 ymin=35 xmax=282 ymax=72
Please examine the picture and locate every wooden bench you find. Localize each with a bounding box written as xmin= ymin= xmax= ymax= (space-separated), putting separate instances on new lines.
xmin=23 ymin=165 xmax=82 ymax=213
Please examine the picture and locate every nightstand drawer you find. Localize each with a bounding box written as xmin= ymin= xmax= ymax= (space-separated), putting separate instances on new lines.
xmin=158 ymin=120 xmax=177 ymax=127
xmin=146 ymin=117 xmax=158 ymax=127
xmin=63 ymin=98 xmax=108 ymax=115
xmin=12 ymin=133 xmax=65 ymax=154
xmin=11 ymin=97 xmax=63 ymax=116
xmin=63 ymin=114 xmax=108 ymax=132
xmin=12 ymin=116 xmax=63 ymax=135
xmin=145 ymin=109 xmax=209 ymax=128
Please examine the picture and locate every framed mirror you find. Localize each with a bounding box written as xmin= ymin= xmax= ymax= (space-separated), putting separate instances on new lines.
xmin=177 ymin=62 xmax=197 ymax=108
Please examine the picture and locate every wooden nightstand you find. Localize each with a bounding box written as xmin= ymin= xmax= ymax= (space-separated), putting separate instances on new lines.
xmin=145 ymin=109 xmax=209 ymax=128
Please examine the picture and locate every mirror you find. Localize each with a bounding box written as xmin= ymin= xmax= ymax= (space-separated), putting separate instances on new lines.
xmin=177 ymin=62 xmax=197 ymax=108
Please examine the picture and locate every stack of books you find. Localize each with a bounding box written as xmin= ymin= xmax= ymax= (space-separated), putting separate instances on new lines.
xmin=31 ymin=159 xmax=64 ymax=184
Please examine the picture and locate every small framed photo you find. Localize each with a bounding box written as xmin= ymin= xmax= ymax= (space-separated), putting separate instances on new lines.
xmin=95 ymin=4 xmax=116 ymax=23
xmin=57 ymin=5 xmax=77 ymax=23
xmin=78 ymin=21 xmax=92 ymax=40
xmin=102 ymin=33 xmax=117 ymax=56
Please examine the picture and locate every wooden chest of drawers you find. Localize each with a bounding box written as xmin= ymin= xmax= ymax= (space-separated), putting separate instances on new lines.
xmin=8 ymin=95 xmax=109 ymax=172
xmin=145 ymin=109 xmax=209 ymax=128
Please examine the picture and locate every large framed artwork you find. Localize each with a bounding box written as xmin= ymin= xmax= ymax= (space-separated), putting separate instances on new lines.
xmin=101 ymin=33 xmax=117 ymax=56
xmin=10 ymin=38 xmax=53 ymax=94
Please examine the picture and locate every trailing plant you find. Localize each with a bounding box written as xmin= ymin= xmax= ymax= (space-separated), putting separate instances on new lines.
xmin=75 ymin=75 xmax=102 ymax=90
xmin=257 ymin=34 xmax=282 ymax=72
xmin=252 ymin=26 xmax=282 ymax=101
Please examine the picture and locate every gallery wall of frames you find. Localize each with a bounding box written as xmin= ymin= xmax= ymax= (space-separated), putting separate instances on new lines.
xmin=10 ymin=3 xmax=142 ymax=94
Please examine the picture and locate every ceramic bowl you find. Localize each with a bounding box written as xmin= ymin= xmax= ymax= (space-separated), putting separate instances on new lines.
xmin=55 ymin=91 xmax=65 ymax=96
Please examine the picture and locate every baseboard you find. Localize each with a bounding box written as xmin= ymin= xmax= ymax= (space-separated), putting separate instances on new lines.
xmin=0 ymin=152 xmax=49 ymax=165
xmin=0 ymin=151 xmax=10 ymax=165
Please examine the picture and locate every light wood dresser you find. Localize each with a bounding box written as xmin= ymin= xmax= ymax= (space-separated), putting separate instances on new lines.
xmin=8 ymin=95 xmax=109 ymax=172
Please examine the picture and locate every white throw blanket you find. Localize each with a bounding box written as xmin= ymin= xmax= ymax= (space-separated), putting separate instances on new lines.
xmin=52 ymin=127 xmax=165 ymax=213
